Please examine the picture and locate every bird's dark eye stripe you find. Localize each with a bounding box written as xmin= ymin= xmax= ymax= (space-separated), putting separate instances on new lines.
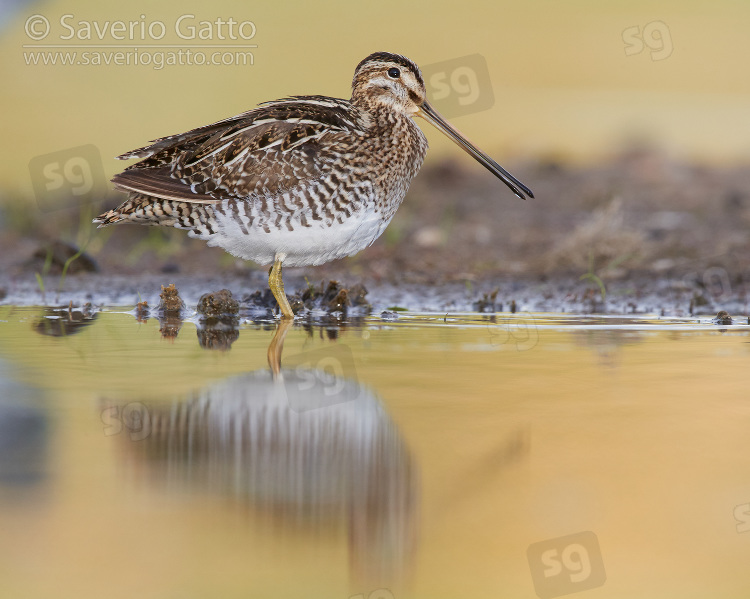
xmin=387 ymin=67 xmax=400 ymax=78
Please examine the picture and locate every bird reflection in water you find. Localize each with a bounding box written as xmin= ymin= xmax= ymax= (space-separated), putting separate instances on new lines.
xmin=106 ymin=319 xmax=418 ymax=588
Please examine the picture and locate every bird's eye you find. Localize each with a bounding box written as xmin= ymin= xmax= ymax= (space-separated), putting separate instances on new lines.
xmin=387 ymin=67 xmax=400 ymax=79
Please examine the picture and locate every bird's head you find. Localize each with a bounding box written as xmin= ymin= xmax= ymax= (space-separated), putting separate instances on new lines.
xmin=351 ymin=52 xmax=426 ymax=114
xmin=351 ymin=51 xmax=533 ymax=200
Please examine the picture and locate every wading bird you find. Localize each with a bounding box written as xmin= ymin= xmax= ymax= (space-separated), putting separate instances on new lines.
xmin=94 ymin=52 xmax=533 ymax=318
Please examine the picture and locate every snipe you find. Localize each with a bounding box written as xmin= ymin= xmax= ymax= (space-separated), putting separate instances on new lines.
xmin=94 ymin=51 xmax=533 ymax=318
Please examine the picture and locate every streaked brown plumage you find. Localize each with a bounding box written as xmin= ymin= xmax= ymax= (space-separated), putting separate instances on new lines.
xmin=94 ymin=51 xmax=533 ymax=318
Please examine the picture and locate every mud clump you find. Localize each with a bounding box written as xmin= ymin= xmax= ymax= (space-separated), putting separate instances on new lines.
xmin=197 ymin=289 xmax=240 ymax=317
xmin=295 ymin=280 xmax=371 ymax=315
xmin=196 ymin=289 xmax=240 ymax=350
xmin=243 ymin=281 xmax=370 ymax=317
xmin=713 ymin=310 xmax=732 ymax=325
xmin=243 ymin=288 xmax=277 ymax=318
xmin=155 ymin=284 xmax=185 ymax=340
xmin=157 ymin=283 xmax=185 ymax=315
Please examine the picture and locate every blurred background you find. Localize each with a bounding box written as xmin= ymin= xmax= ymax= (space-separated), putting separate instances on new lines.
xmin=3 ymin=0 xmax=749 ymax=175
xmin=3 ymin=4 xmax=750 ymax=598
xmin=1 ymin=0 xmax=749 ymax=291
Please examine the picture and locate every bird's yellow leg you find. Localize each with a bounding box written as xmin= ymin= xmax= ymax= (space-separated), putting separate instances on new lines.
xmin=269 ymin=255 xmax=294 ymax=319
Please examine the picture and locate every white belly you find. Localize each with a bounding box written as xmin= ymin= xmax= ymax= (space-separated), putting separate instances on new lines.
xmin=205 ymin=202 xmax=392 ymax=267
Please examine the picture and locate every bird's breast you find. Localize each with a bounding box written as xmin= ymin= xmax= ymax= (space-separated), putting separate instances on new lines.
xmin=349 ymin=112 xmax=428 ymax=218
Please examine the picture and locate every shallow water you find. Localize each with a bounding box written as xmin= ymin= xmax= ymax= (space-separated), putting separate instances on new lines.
xmin=1 ymin=307 xmax=749 ymax=599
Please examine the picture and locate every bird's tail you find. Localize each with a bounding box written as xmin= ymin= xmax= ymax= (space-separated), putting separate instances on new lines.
xmin=92 ymin=194 xmax=217 ymax=238
xmin=92 ymin=209 xmax=126 ymax=227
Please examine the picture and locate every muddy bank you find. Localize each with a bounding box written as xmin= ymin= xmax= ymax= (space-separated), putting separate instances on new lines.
xmin=1 ymin=151 xmax=749 ymax=315
xmin=0 ymin=271 xmax=746 ymax=320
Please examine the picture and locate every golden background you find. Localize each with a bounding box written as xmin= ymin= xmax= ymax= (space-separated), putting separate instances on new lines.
xmin=2 ymin=0 xmax=749 ymax=203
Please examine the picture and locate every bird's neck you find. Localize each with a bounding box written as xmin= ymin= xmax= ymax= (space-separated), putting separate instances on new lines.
xmin=350 ymin=99 xmax=415 ymax=135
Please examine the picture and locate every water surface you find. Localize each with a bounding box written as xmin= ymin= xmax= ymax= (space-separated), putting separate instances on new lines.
xmin=1 ymin=307 xmax=749 ymax=599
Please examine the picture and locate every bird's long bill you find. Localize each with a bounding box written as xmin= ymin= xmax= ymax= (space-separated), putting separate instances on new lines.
xmin=417 ymin=101 xmax=534 ymax=200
